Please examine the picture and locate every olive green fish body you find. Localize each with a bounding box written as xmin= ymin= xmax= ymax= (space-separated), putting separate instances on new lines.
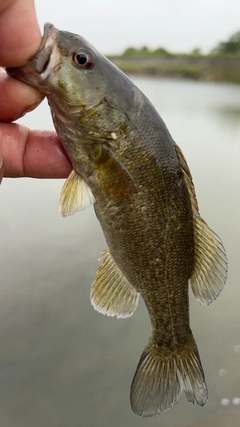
xmin=7 ymin=24 xmax=227 ymax=417
xmin=92 ymin=97 xmax=194 ymax=325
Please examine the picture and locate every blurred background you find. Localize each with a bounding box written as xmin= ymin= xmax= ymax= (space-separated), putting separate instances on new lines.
xmin=1 ymin=1 xmax=240 ymax=426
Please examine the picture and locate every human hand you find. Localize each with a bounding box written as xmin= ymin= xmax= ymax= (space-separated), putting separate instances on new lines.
xmin=0 ymin=0 xmax=72 ymax=182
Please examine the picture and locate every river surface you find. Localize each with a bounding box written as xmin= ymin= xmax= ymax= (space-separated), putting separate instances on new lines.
xmin=1 ymin=77 xmax=240 ymax=427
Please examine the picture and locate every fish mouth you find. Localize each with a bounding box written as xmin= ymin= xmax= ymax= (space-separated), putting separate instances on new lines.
xmin=28 ymin=23 xmax=59 ymax=75
xmin=7 ymin=23 xmax=61 ymax=91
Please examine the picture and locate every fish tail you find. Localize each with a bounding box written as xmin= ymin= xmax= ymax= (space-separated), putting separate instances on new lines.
xmin=130 ymin=330 xmax=208 ymax=417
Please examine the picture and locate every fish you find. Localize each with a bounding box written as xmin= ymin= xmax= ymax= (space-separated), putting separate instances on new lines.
xmin=7 ymin=23 xmax=227 ymax=417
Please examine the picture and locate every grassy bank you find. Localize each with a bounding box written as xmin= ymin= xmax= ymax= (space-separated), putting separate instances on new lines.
xmin=109 ymin=57 xmax=240 ymax=83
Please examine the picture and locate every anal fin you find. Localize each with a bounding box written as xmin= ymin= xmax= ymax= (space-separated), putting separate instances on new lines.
xmin=91 ymin=249 xmax=139 ymax=319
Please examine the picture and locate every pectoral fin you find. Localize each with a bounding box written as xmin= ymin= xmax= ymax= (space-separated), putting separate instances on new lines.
xmin=175 ymin=144 xmax=227 ymax=305
xmin=59 ymin=170 xmax=95 ymax=217
xmin=91 ymin=249 xmax=139 ymax=318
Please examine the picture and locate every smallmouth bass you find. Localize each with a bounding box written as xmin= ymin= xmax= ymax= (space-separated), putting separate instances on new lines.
xmin=7 ymin=24 xmax=227 ymax=417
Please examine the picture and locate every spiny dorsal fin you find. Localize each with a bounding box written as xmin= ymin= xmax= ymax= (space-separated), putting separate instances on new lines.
xmin=175 ymin=143 xmax=227 ymax=305
xmin=91 ymin=249 xmax=139 ymax=319
xmin=175 ymin=144 xmax=199 ymax=212
xmin=59 ymin=170 xmax=95 ymax=217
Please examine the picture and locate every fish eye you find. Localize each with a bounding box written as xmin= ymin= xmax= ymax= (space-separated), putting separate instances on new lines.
xmin=73 ymin=49 xmax=94 ymax=69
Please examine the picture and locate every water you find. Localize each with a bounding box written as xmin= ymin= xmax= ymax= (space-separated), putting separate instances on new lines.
xmin=1 ymin=77 xmax=240 ymax=427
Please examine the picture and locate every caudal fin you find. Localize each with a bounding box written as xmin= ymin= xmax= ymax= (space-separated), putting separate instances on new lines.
xmin=130 ymin=332 xmax=208 ymax=417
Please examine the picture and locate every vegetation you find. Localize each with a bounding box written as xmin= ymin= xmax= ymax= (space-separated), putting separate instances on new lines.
xmin=120 ymin=46 xmax=174 ymax=59
xmin=113 ymin=61 xmax=203 ymax=80
xmin=108 ymin=31 xmax=240 ymax=83
xmin=211 ymin=31 xmax=240 ymax=56
xmin=109 ymin=31 xmax=240 ymax=60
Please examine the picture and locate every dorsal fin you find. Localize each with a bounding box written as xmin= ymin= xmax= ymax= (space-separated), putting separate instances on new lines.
xmin=175 ymin=144 xmax=199 ymax=212
xmin=175 ymin=144 xmax=227 ymax=305
xmin=59 ymin=170 xmax=95 ymax=217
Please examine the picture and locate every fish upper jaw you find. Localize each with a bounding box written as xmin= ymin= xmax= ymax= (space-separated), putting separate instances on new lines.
xmin=7 ymin=23 xmax=62 ymax=93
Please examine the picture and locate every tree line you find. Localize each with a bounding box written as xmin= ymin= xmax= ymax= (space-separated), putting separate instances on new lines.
xmin=114 ymin=31 xmax=240 ymax=59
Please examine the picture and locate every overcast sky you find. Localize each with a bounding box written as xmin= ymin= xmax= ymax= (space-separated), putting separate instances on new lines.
xmin=35 ymin=0 xmax=240 ymax=54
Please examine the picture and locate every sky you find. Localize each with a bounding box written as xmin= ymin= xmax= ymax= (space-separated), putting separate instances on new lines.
xmin=35 ymin=0 xmax=240 ymax=55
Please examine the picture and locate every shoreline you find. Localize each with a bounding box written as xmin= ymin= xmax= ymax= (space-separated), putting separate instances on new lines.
xmin=110 ymin=57 xmax=240 ymax=84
